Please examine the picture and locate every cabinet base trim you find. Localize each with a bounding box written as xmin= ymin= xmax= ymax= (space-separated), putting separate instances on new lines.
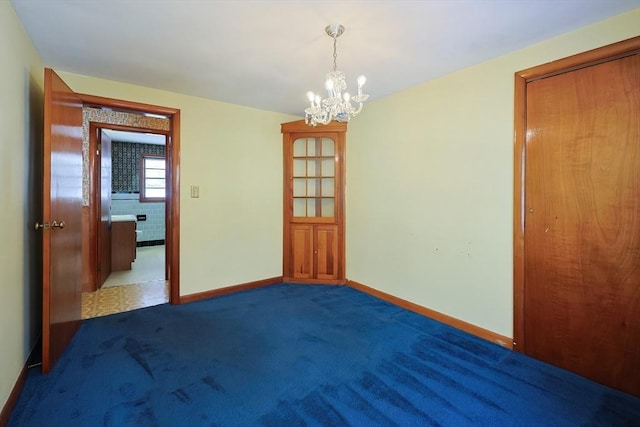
xmin=283 ymin=277 xmax=346 ymax=285
xmin=180 ymin=276 xmax=283 ymax=304
xmin=346 ymin=280 xmax=513 ymax=349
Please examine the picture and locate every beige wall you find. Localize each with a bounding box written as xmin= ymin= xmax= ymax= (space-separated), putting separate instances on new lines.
xmin=2 ymin=2 xmax=296 ymax=409
xmin=2 ymin=0 xmax=638 ymax=412
xmin=0 ymin=0 xmax=45 ymax=411
xmin=346 ymin=9 xmax=640 ymax=338
xmin=58 ymin=72 xmax=298 ymax=296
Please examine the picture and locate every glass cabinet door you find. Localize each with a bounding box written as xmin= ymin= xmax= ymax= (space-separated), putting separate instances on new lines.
xmin=292 ymin=137 xmax=336 ymax=218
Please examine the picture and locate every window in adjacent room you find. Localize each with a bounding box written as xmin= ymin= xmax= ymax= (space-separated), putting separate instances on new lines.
xmin=140 ymin=154 xmax=166 ymax=201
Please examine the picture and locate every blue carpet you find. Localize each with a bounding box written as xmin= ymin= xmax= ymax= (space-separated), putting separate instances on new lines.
xmin=8 ymin=283 xmax=640 ymax=426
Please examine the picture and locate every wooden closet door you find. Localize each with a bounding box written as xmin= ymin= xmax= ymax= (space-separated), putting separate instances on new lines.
xmin=523 ymin=53 xmax=639 ymax=395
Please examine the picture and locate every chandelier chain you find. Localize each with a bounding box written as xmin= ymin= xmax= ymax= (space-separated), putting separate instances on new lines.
xmin=332 ymin=35 xmax=338 ymax=72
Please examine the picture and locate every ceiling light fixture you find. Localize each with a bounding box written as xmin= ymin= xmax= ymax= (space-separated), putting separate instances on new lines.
xmin=305 ymin=24 xmax=369 ymax=126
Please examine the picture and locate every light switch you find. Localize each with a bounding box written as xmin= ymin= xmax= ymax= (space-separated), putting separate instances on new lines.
xmin=190 ymin=185 xmax=200 ymax=198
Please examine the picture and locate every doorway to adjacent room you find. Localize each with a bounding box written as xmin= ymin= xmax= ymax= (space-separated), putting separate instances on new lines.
xmin=83 ymin=127 xmax=170 ymax=319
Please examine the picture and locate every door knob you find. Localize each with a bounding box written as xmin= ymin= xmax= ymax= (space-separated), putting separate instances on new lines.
xmin=51 ymin=220 xmax=65 ymax=229
xmin=35 ymin=221 xmax=50 ymax=230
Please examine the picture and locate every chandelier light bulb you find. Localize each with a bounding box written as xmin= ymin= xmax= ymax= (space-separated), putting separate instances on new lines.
xmin=304 ymin=24 xmax=369 ymax=126
xmin=325 ymin=79 xmax=334 ymax=92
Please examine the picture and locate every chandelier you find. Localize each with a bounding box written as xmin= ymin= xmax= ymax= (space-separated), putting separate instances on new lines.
xmin=305 ymin=24 xmax=369 ymax=126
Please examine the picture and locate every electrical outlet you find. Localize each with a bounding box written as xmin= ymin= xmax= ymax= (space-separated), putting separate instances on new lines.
xmin=190 ymin=185 xmax=200 ymax=198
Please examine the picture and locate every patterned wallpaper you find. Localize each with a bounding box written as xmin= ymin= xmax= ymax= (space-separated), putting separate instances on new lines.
xmin=81 ymin=107 xmax=170 ymax=206
xmin=112 ymin=142 xmax=165 ymax=193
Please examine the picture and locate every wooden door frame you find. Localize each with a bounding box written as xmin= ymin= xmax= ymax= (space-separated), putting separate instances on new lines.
xmin=88 ymin=123 xmax=170 ymax=286
xmin=80 ymin=93 xmax=181 ymax=304
xmin=512 ymin=36 xmax=639 ymax=352
xmin=93 ymin=127 xmax=112 ymax=287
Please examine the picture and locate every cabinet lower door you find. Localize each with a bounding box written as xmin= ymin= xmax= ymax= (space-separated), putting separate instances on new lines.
xmin=291 ymin=224 xmax=313 ymax=279
xmin=289 ymin=224 xmax=339 ymax=281
xmin=315 ymin=225 xmax=338 ymax=281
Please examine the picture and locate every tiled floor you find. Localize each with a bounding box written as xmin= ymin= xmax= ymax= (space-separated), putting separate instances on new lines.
xmin=103 ymin=245 xmax=165 ymax=288
xmin=82 ymin=244 xmax=169 ymax=319
xmin=82 ymin=280 xmax=169 ymax=319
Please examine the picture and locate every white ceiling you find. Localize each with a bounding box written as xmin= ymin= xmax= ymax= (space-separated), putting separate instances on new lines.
xmin=11 ymin=0 xmax=640 ymax=116
xmin=103 ymin=129 xmax=166 ymax=145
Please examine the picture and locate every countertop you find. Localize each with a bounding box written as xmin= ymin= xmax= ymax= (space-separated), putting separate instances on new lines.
xmin=111 ymin=214 xmax=137 ymax=223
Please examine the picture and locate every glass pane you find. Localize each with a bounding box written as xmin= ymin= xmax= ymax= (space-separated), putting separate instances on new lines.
xmin=307 ymin=160 xmax=317 ymax=177
xmin=321 ymin=178 xmax=334 ymax=196
xmin=321 ymin=198 xmax=334 ymax=217
xmin=321 ymin=159 xmax=334 ymax=176
xmin=146 ymin=169 xmax=165 ymax=178
xmin=145 ymin=178 xmax=165 ymax=189
xmin=293 ymin=198 xmax=306 ymax=217
xmin=307 ymin=139 xmax=316 ymax=156
xmin=145 ymin=158 xmax=165 ymax=169
xmin=293 ymin=138 xmax=307 ymax=156
xmin=146 ymin=188 xmax=165 ymax=198
xmin=293 ymin=178 xmax=306 ymax=197
xmin=307 ymin=179 xmax=317 ymax=196
xmin=321 ymin=138 xmax=334 ymax=156
xmin=293 ymin=159 xmax=306 ymax=176
xmin=307 ymin=199 xmax=317 ymax=217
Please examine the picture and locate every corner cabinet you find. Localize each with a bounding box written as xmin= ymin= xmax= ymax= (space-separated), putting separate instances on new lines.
xmin=282 ymin=120 xmax=346 ymax=284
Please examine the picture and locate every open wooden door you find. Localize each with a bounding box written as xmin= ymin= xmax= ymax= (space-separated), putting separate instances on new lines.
xmin=40 ymin=68 xmax=84 ymax=373
xmin=97 ymin=130 xmax=112 ymax=286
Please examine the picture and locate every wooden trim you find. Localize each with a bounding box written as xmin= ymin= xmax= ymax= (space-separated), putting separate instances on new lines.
xmin=179 ymin=276 xmax=283 ymax=304
xmin=80 ymin=96 xmax=181 ymax=305
xmin=87 ymin=124 xmax=100 ymax=292
xmin=290 ymin=217 xmax=337 ymax=224
xmin=283 ymin=277 xmax=346 ymax=285
xmin=91 ymin=122 xmax=170 ymax=135
xmin=168 ymin=110 xmax=180 ymax=304
xmin=517 ymin=36 xmax=639 ymax=81
xmin=336 ymin=130 xmax=346 ymax=282
xmin=512 ymin=36 xmax=640 ymax=353
xmin=280 ymin=119 xmax=347 ymax=134
xmin=81 ymin=206 xmax=92 ymax=291
xmin=0 ymin=364 xmax=27 ymax=425
xmin=78 ymin=93 xmax=178 ymax=116
xmin=347 ymin=280 xmax=513 ymax=349
xmin=512 ymin=72 xmax=526 ymax=353
xmin=0 ymin=345 xmax=38 ymax=425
